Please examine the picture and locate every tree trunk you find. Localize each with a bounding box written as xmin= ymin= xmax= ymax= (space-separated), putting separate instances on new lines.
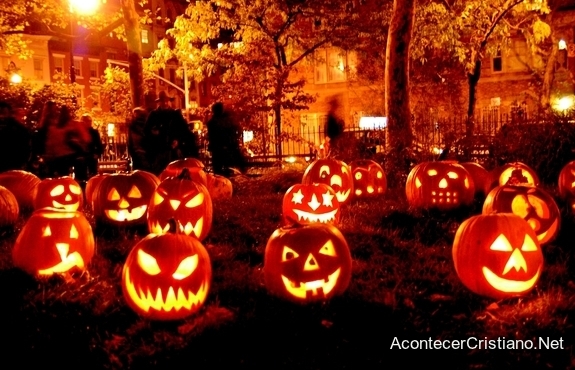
xmin=385 ymin=0 xmax=415 ymax=188
xmin=541 ymin=38 xmax=558 ymax=115
xmin=466 ymin=60 xmax=481 ymax=137
xmin=121 ymin=0 xmax=145 ymax=109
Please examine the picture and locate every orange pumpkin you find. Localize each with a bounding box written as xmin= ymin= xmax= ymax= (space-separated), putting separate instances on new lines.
xmin=486 ymin=162 xmax=539 ymax=194
xmin=159 ymin=158 xmax=208 ymax=187
xmin=0 ymin=185 xmax=19 ymax=227
xmin=302 ymin=158 xmax=353 ymax=205
xmin=0 ymin=170 xmax=41 ymax=211
xmin=282 ymin=183 xmax=340 ymax=226
xmin=349 ymin=159 xmax=387 ymax=198
xmin=453 ymin=213 xmax=543 ymax=299
xmin=34 ymin=176 xmax=83 ymax=211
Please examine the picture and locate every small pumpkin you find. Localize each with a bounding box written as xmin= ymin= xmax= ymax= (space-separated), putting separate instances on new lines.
xmin=405 ymin=161 xmax=475 ymax=210
xmin=486 ymin=162 xmax=539 ymax=194
xmin=206 ymin=173 xmax=233 ymax=200
xmin=453 ymin=213 xmax=543 ymax=299
xmin=0 ymin=170 xmax=41 ymax=211
xmin=264 ymin=223 xmax=351 ymax=303
xmin=12 ymin=207 xmax=95 ymax=277
xmin=302 ymin=158 xmax=354 ymax=205
xmin=122 ymin=225 xmax=211 ymax=320
xmin=148 ymin=169 xmax=213 ymax=240
xmin=92 ymin=170 xmax=160 ymax=226
xmin=349 ymin=159 xmax=387 ymax=198
xmin=483 ymin=185 xmax=560 ymax=245
xmin=34 ymin=176 xmax=83 ymax=211
xmin=159 ymin=158 xmax=208 ymax=187
xmin=85 ymin=173 xmax=109 ymax=208
xmin=0 ymin=185 xmax=19 ymax=227
xmin=282 ymin=183 xmax=340 ymax=226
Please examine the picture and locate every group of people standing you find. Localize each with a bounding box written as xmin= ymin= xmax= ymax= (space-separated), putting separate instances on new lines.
xmin=0 ymin=100 xmax=103 ymax=181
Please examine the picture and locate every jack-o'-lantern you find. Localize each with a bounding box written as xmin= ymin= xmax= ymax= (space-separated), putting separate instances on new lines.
xmin=264 ymin=224 xmax=351 ymax=303
xmin=486 ymin=162 xmax=539 ymax=194
xmin=302 ymin=159 xmax=353 ymax=205
xmin=0 ymin=170 xmax=41 ymax=211
xmin=122 ymin=228 xmax=211 ymax=320
xmin=206 ymin=173 xmax=233 ymax=200
xmin=148 ymin=169 xmax=213 ymax=240
xmin=0 ymin=185 xmax=19 ymax=227
xmin=85 ymin=173 xmax=109 ymax=208
xmin=405 ymin=161 xmax=475 ymax=210
xmin=460 ymin=162 xmax=489 ymax=198
xmin=558 ymin=160 xmax=575 ymax=204
xmin=483 ymin=185 xmax=560 ymax=245
xmin=282 ymin=183 xmax=340 ymax=226
xmin=12 ymin=207 xmax=95 ymax=277
xmin=34 ymin=176 xmax=83 ymax=211
xmin=349 ymin=159 xmax=387 ymax=197
xmin=92 ymin=171 xmax=160 ymax=226
xmin=159 ymin=158 xmax=208 ymax=187
xmin=453 ymin=213 xmax=543 ymax=299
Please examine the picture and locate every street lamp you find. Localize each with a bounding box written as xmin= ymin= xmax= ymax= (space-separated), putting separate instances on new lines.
xmin=68 ymin=0 xmax=100 ymax=84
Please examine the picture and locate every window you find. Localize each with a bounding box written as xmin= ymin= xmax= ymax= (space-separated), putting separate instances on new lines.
xmin=33 ymin=58 xmax=44 ymax=80
xmin=492 ymin=50 xmax=502 ymax=72
xmin=53 ymin=56 xmax=64 ymax=74
xmin=314 ymin=47 xmax=350 ymax=84
xmin=141 ymin=29 xmax=149 ymax=44
xmin=89 ymin=60 xmax=99 ymax=79
xmin=73 ymin=58 xmax=82 ymax=79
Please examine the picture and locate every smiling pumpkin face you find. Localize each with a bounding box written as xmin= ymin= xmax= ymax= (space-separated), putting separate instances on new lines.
xmin=264 ymin=224 xmax=351 ymax=303
xmin=147 ymin=170 xmax=212 ymax=241
xmin=122 ymin=233 xmax=211 ymax=320
xmin=302 ymin=159 xmax=353 ymax=205
xmin=282 ymin=183 xmax=340 ymax=226
xmin=34 ymin=176 xmax=83 ymax=211
xmin=12 ymin=208 xmax=95 ymax=277
xmin=452 ymin=213 xmax=543 ymax=299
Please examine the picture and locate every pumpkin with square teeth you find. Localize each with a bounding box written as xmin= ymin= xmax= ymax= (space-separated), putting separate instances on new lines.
xmin=264 ymin=224 xmax=351 ymax=303
xmin=147 ymin=169 xmax=213 ymax=240
xmin=282 ymin=183 xmax=340 ymax=226
xmin=34 ymin=176 xmax=83 ymax=211
xmin=121 ymin=228 xmax=211 ymax=320
xmin=452 ymin=213 xmax=543 ymax=299
xmin=92 ymin=171 xmax=160 ymax=226
xmin=302 ymin=158 xmax=353 ymax=205
xmin=12 ymin=207 xmax=95 ymax=277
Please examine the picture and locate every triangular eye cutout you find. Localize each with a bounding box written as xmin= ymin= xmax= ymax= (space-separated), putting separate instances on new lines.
xmin=282 ymin=246 xmax=299 ymax=261
xmin=319 ymin=240 xmax=337 ymax=256
xmin=108 ymin=188 xmax=120 ymax=201
xmin=172 ymin=255 xmax=198 ymax=280
xmin=128 ymin=186 xmax=142 ymax=198
xmin=521 ymin=234 xmax=538 ymax=252
xmin=153 ymin=192 xmax=164 ymax=205
xmin=490 ymin=234 xmax=513 ymax=251
xmin=43 ymin=225 xmax=52 ymax=237
xmin=69 ymin=224 xmax=79 ymax=239
xmin=137 ymin=249 xmax=161 ymax=275
xmin=185 ymin=193 xmax=204 ymax=208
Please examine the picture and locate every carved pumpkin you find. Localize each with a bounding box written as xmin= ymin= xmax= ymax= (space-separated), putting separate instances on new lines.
xmin=558 ymin=160 xmax=575 ymax=204
xmin=486 ymin=162 xmax=539 ymax=194
xmin=85 ymin=173 xmax=108 ymax=209
xmin=122 ymin=229 xmax=211 ymax=320
xmin=460 ymin=162 xmax=489 ymax=198
xmin=159 ymin=158 xmax=208 ymax=187
xmin=34 ymin=176 xmax=83 ymax=211
xmin=282 ymin=183 xmax=340 ymax=226
xmin=12 ymin=208 xmax=95 ymax=277
xmin=453 ymin=213 xmax=543 ymax=299
xmin=483 ymin=185 xmax=560 ymax=245
xmin=92 ymin=170 xmax=160 ymax=226
xmin=405 ymin=161 xmax=475 ymax=210
xmin=148 ymin=169 xmax=213 ymax=240
xmin=302 ymin=158 xmax=354 ymax=205
xmin=206 ymin=173 xmax=233 ymax=200
xmin=349 ymin=159 xmax=387 ymax=198
xmin=0 ymin=185 xmax=19 ymax=227
xmin=264 ymin=224 xmax=352 ymax=303
xmin=0 ymin=170 xmax=41 ymax=211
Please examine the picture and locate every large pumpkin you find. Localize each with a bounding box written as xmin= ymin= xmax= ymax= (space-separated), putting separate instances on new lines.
xmin=453 ymin=213 xmax=543 ymax=299
xmin=92 ymin=170 xmax=160 ymax=226
xmin=282 ymin=183 xmax=340 ymax=226
xmin=486 ymin=162 xmax=539 ymax=194
xmin=147 ymin=169 xmax=213 ymax=240
xmin=482 ymin=185 xmax=560 ymax=245
xmin=302 ymin=158 xmax=354 ymax=205
xmin=0 ymin=170 xmax=41 ymax=211
xmin=12 ymin=207 xmax=95 ymax=277
xmin=159 ymin=158 xmax=208 ymax=187
xmin=264 ymin=224 xmax=351 ymax=303
xmin=0 ymin=185 xmax=19 ymax=227
xmin=122 ymin=230 xmax=211 ymax=320
xmin=405 ymin=161 xmax=475 ymax=210
xmin=349 ymin=159 xmax=387 ymax=198
xmin=34 ymin=176 xmax=83 ymax=211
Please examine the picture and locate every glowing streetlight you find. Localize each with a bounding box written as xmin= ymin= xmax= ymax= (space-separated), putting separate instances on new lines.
xmin=68 ymin=0 xmax=101 ymax=83
xmin=9 ymin=73 xmax=22 ymax=84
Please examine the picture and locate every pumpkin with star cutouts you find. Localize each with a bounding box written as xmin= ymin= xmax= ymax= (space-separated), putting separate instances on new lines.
xmin=282 ymin=183 xmax=340 ymax=226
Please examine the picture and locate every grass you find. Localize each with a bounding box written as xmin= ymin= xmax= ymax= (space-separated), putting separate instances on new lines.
xmin=1 ymin=167 xmax=575 ymax=369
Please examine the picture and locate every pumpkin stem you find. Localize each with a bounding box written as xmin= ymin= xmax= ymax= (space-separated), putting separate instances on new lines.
xmin=177 ymin=168 xmax=192 ymax=181
xmin=167 ymin=218 xmax=180 ymax=234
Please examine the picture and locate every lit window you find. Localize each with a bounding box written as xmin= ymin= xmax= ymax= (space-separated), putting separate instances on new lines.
xmin=53 ymin=57 xmax=64 ymax=74
xmin=33 ymin=58 xmax=44 ymax=80
xmin=89 ymin=61 xmax=99 ymax=78
xmin=314 ymin=47 xmax=349 ymax=84
xmin=141 ymin=29 xmax=149 ymax=44
xmin=492 ymin=50 xmax=502 ymax=72
xmin=73 ymin=59 xmax=82 ymax=78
